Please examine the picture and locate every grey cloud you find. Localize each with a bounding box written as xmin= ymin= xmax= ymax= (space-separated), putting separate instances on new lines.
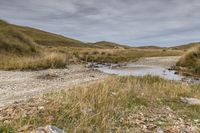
xmin=0 ymin=0 xmax=200 ymax=46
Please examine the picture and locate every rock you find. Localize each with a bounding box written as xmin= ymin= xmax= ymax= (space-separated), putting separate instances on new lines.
xmin=37 ymin=74 xmax=59 ymax=80
xmin=90 ymin=75 xmax=95 ymax=78
xmin=157 ymin=127 xmax=164 ymax=133
xmin=174 ymin=71 xmax=179 ymax=75
xmin=80 ymin=108 xmax=93 ymax=115
xmin=180 ymin=97 xmax=200 ymax=105
xmin=38 ymin=106 xmax=45 ymax=110
xmin=36 ymin=125 xmax=67 ymax=133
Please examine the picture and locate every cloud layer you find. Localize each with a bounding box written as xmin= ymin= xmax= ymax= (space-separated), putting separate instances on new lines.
xmin=0 ymin=0 xmax=200 ymax=46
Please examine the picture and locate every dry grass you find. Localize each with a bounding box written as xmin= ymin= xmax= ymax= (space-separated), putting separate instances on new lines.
xmin=1 ymin=76 xmax=200 ymax=132
xmin=177 ymin=46 xmax=200 ymax=75
xmin=0 ymin=52 xmax=69 ymax=70
xmin=73 ymin=48 xmax=183 ymax=63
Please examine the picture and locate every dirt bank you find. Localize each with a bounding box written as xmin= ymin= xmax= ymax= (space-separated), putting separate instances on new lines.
xmin=0 ymin=65 xmax=107 ymax=107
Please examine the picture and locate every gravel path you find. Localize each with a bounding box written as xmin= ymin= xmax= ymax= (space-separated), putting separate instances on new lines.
xmin=133 ymin=56 xmax=180 ymax=68
xmin=0 ymin=65 xmax=107 ymax=107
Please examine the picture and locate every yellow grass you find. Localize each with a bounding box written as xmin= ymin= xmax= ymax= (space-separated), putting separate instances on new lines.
xmin=0 ymin=52 xmax=68 ymax=70
xmin=177 ymin=46 xmax=200 ymax=75
xmin=1 ymin=76 xmax=200 ymax=132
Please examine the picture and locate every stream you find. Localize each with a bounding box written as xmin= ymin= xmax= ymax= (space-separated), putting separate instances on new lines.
xmin=90 ymin=56 xmax=200 ymax=83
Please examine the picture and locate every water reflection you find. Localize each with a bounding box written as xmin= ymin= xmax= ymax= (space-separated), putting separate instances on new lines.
xmin=96 ymin=64 xmax=183 ymax=81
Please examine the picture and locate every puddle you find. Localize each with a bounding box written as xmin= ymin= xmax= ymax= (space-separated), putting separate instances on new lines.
xmin=96 ymin=64 xmax=183 ymax=80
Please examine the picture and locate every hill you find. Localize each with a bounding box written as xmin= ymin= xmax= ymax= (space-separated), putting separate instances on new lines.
xmin=172 ymin=42 xmax=200 ymax=50
xmin=0 ymin=20 xmax=38 ymax=55
xmin=92 ymin=41 xmax=130 ymax=49
xmin=137 ymin=45 xmax=164 ymax=49
xmin=0 ymin=20 xmax=89 ymax=55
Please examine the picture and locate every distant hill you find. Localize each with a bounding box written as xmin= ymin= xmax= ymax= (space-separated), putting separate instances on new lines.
xmin=0 ymin=20 xmax=90 ymax=55
xmin=137 ymin=45 xmax=164 ymax=49
xmin=92 ymin=41 xmax=130 ymax=49
xmin=172 ymin=42 xmax=200 ymax=50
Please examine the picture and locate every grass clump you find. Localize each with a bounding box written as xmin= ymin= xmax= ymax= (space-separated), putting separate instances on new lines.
xmin=0 ymin=52 xmax=68 ymax=70
xmin=81 ymin=48 xmax=183 ymax=63
xmin=177 ymin=46 xmax=200 ymax=75
xmin=1 ymin=76 xmax=200 ymax=132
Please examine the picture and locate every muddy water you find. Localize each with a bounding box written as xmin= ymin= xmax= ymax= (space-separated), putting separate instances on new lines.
xmin=96 ymin=56 xmax=184 ymax=81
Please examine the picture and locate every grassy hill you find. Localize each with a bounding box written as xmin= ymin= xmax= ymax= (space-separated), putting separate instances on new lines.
xmin=0 ymin=20 xmax=38 ymax=55
xmin=137 ymin=45 xmax=164 ymax=49
xmin=0 ymin=20 xmax=89 ymax=55
xmin=92 ymin=41 xmax=130 ymax=49
xmin=0 ymin=20 xmax=90 ymax=70
xmin=172 ymin=42 xmax=200 ymax=50
xmin=177 ymin=46 xmax=200 ymax=76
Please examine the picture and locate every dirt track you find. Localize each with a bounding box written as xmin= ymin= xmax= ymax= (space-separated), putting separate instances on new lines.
xmin=133 ymin=56 xmax=180 ymax=68
xmin=0 ymin=65 xmax=107 ymax=107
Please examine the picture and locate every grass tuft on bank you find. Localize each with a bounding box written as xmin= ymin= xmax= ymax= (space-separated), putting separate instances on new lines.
xmin=177 ymin=46 xmax=200 ymax=76
xmin=0 ymin=52 xmax=68 ymax=70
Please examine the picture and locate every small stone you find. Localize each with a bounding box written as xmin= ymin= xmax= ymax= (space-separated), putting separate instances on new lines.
xmin=38 ymin=106 xmax=45 ymax=110
xmin=90 ymin=75 xmax=95 ymax=78
xmin=111 ymin=92 xmax=117 ymax=96
xmin=36 ymin=125 xmax=67 ymax=133
xmin=80 ymin=108 xmax=93 ymax=115
xmin=194 ymin=119 xmax=200 ymax=123
xmin=157 ymin=127 xmax=164 ymax=133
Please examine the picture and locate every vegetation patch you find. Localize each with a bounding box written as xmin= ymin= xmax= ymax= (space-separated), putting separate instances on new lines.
xmin=0 ymin=52 xmax=68 ymax=70
xmin=1 ymin=76 xmax=200 ymax=132
xmin=177 ymin=46 xmax=200 ymax=76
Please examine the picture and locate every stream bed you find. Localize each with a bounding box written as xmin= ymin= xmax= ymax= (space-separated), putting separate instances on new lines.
xmin=96 ymin=64 xmax=182 ymax=80
xmin=90 ymin=56 xmax=200 ymax=83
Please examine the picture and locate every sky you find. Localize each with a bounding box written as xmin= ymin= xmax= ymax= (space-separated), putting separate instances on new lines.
xmin=0 ymin=0 xmax=200 ymax=47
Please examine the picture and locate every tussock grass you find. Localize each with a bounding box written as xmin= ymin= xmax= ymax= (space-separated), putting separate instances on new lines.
xmin=80 ymin=48 xmax=183 ymax=63
xmin=0 ymin=52 xmax=68 ymax=70
xmin=0 ymin=24 xmax=38 ymax=55
xmin=1 ymin=76 xmax=200 ymax=132
xmin=177 ymin=46 xmax=200 ymax=75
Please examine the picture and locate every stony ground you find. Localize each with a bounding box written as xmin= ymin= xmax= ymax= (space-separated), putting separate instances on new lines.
xmin=0 ymin=65 xmax=107 ymax=107
xmin=132 ymin=56 xmax=180 ymax=68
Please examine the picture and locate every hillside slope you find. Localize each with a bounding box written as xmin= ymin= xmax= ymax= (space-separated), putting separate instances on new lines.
xmin=0 ymin=20 xmax=38 ymax=55
xmin=0 ymin=20 xmax=89 ymax=55
xmin=172 ymin=42 xmax=200 ymax=50
xmin=92 ymin=41 xmax=130 ymax=49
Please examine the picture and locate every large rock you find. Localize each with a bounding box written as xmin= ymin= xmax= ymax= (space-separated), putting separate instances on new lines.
xmin=180 ymin=97 xmax=200 ymax=105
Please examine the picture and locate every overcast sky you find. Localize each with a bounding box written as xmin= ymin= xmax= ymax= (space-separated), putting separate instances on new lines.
xmin=0 ymin=0 xmax=200 ymax=46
